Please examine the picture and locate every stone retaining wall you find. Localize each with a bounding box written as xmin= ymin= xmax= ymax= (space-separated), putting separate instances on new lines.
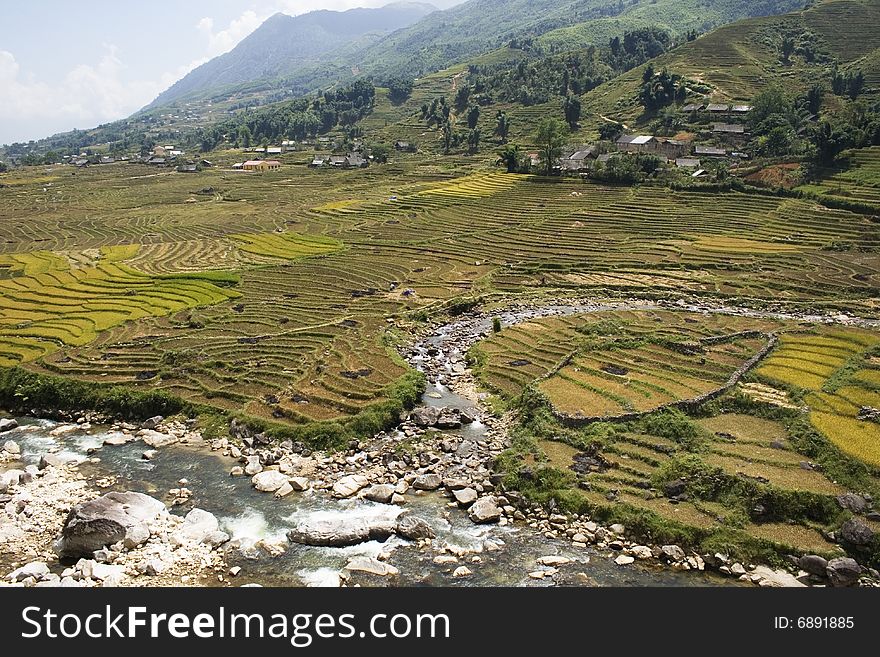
xmin=548 ymin=333 xmax=779 ymax=427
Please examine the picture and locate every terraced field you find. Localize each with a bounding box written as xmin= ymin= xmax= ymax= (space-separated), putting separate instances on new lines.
xmin=758 ymin=326 xmax=880 ymax=466
xmin=471 ymin=309 xmax=786 ymax=418
xmin=521 ymin=411 xmax=860 ymax=556
xmin=0 ymin=246 xmax=239 ymax=368
xmin=798 ymin=147 xmax=880 ymax=211
xmin=1 ymin=160 xmax=879 ymax=435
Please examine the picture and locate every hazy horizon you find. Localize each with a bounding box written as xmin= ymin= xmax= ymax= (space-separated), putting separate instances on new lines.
xmin=0 ymin=0 xmax=465 ymax=146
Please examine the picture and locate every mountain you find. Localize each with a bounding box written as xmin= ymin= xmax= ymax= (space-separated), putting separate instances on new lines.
xmin=150 ymin=2 xmax=438 ymax=108
xmin=149 ymin=0 xmax=806 ymax=112
xmin=347 ymin=0 xmax=807 ymax=81
xmin=579 ymin=0 xmax=880 ymax=126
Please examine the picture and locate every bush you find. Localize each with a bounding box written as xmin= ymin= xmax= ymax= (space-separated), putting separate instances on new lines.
xmin=492 ymin=317 xmax=502 ymax=333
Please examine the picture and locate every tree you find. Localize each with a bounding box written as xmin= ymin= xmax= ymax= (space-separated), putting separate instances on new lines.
xmin=454 ymin=85 xmax=471 ymax=112
xmin=497 ymin=144 xmax=522 ymax=173
xmin=804 ymin=83 xmax=824 ymax=116
xmin=847 ymin=70 xmax=865 ymax=100
xmin=467 ymin=104 xmax=481 ymax=130
xmin=494 ymin=111 xmax=511 ymax=143
xmin=370 ymin=143 xmax=390 ymax=163
xmin=563 ymin=95 xmax=582 ymax=130
xmin=387 ymin=77 xmax=413 ymax=104
xmin=598 ymin=121 xmax=623 ymax=141
xmin=238 ymin=126 xmax=252 ymax=148
xmin=536 ymin=117 xmax=568 ymax=176
xmin=0 ymin=161 xmax=7 ymax=173
xmin=781 ymin=35 xmax=795 ymax=64
xmin=442 ymin=119 xmax=456 ymax=154
xmin=467 ymin=128 xmax=481 ymax=154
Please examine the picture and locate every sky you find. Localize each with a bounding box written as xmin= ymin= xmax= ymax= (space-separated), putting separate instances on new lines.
xmin=0 ymin=0 xmax=465 ymax=145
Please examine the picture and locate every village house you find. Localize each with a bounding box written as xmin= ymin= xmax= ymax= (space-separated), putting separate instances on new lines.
xmin=675 ymin=157 xmax=701 ymax=168
xmin=147 ymin=157 xmax=167 ymax=166
xmin=616 ymin=135 xmax=658 ymax=153
xmin=706 ymin=103 xmax=730 ymax=114
xmin=345 ymin=152 xmax=368 ymax=168
xmin=266 ymin=147 xmax=283 ymax=156
xmin=309 ymin=157 xmax=326 ymax=168
xmin=731 ymin=105 xmax=752 ymax=114
xmin=242 ymin=160 xmax=281 ymax=172
xmin=526 ymin=152 xmax=541 ymax=168
xmin=177 ymin=163 xmax=198 ymax=173
xmin=682 ymin=103 xmax=705 ymax=113
xmin=694 ymin=145 xmax=727 ymax=158
xmin=657 ymin=137 xmax=690 ymax=159
xmin=559 ymin=145 xmax=598 ymax=172
xmin=713 ymin=123 xmax=746 ymax=135
xmin=616 ymin=135 xmax=688 ymax=159
xmin=394 ymin=141 xmax=417 ymax=152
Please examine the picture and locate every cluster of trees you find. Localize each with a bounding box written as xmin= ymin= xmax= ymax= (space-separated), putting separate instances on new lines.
xmin=830 ymin=66 xmax=865 ymax=100
xmin=466 ymin=27 xmax=673 ymax=111
xmin=386 ymin=77 xmax=414 ymax=104
xmin=591 ymin=152 xmax=663 ymax=184
xmin=606 ymin=27 xmax=672 ymax=72
xmin=638 ymin=66 xmax=688 ymax=113
xmin=199 ymin=80 xmax=376 ymax=150
xmin=746 ymin=85 xmax=880 ymax=164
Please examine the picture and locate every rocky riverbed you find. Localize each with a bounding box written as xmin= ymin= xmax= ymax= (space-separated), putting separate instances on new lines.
xmin=1 ymin=297 xmax=877 ymax=588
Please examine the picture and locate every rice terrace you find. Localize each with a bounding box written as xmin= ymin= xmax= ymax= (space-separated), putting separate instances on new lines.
xmin=2 ymin=0 xmax=880 ymax=591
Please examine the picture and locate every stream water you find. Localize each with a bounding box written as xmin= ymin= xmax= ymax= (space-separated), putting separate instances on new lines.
xmin=6 ymin=298 xmax=827 ymax=587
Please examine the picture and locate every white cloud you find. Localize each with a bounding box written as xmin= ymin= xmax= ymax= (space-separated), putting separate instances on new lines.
xmin=196 ymin=10 xmax=264 ymax=58
xmin=1 ymin=47 xmax=150 ymax=124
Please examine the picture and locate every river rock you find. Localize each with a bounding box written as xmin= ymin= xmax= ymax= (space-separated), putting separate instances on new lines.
xmin=413 ymin=473 xmax=442 ymax=491
xmin=395 ymin=515 xmax=435 ymax=540
xmin=798 ymin=554 xmax=829 ymax=577
xmin=615 ymin=554 xmax=635 ymax=566
xmin=138 ymin=429 xmax=178 ymax=449
xmin=202 ymin=530 xmax=231 ymax=548
xmin=538 ymin=555 xmax=571 ymax=567
xmin=826 ymin=557 xmax=862 ymax=587
xmin=836 ymin=493 xmax=868 ymax=514
xmin=435 ymin=408 xmax=462 ymax=429
xmin=3 ymin=439 xmax=20 ymax=454
xmin=363 ymin=484 xmax=395 ymax=503
xmin=287 ymin=513 xmax=399 ymax=547
xmin=39 ymin=453 xmax=77 ymax=470
xmin=839 ymin=518 xmax=875 ymax=546
xmin=0 ymin=419 xmax=18 ymax=433
xmin=459 ymin=408 xmax=478 ymax=424
xmin=452 ymin=487 xmax=478 ymax=506
xmin=344 ymin=557 xmax=399 ymax=577
xmin=751 ymin=565 xmax=807 ymax=588
xmin=244 ymin=456 xmax=263 ymax=476
xmin=630 ymin=545 xmax=653 ymax=560
xmin=7 ymin=561 xmax=50 ymax=582
xmin=409 ymin=406 xmax=440 ymax=428
xmin=142 ymin=416 xmax=164 ymax=430
xmin=0 ymin=469 xmax=24 ymax=492
xmin=660 ymin=545 xmax=686 ymax=562
xmin=274 ymin=482 xmax=294 ymax=498
xmin=333 ymin=474 xmax=369 ymax=498
xmin=55 ymin=492 xmax=166 ymax=558
xmin=171 ymin=508 xmax=219 ymax=545
xmin=453 ymin=566 xmax=472 ymax=578
xmin=289 ymin=477 xmax=310 ymax=492
xmin=468 ymin=496 xmax=501 ymax=524
xmin=252 ymin=470 xmax=289 ymax=493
